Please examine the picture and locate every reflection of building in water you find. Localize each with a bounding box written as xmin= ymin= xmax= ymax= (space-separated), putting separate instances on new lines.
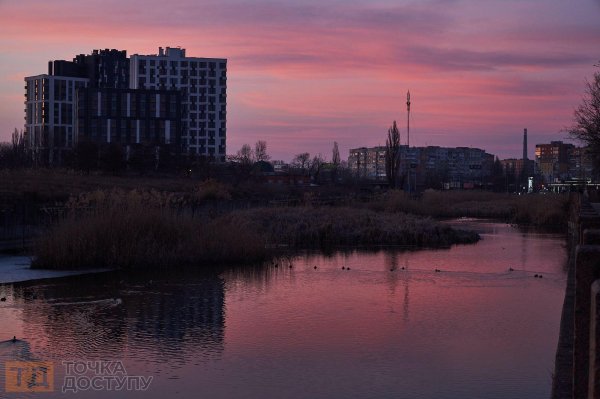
xmin=15 ymin=272 xmax=225 ymax=362
xmin=384 ymin=252 xmax=410 ymax=322
xmin=124 ymin=275 xmax=225 ymax=357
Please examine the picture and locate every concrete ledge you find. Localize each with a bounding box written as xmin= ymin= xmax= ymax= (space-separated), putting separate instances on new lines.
xmin=580 ymin=217 xmax=600 ymax=244
xmin=574 ymin=245 xmax=600 ymax=398
xmin=584 ymin=230 xmax=600 ymax=245
xmin=590 ymin=280 xmax=600 ymax=399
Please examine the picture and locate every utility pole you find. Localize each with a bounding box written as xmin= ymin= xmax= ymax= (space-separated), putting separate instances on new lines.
xmin=406 ymin=91 xmax=412 ymax=194
xmin=406 ymin=91 xmax=411 ymax=147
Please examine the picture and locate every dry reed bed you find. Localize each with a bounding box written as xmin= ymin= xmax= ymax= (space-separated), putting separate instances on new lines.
xmin=0 ymin=168 xmax=199 ymax=200
xmin=229 ymin=207 xmax=479 ymax=248
xmin=32 ymin=205 xmax=479 ymax=270
xmin=370 ymin=190 xmax=569 ymax=231
xmin=32 ymin=208 xmax=267 ymax=270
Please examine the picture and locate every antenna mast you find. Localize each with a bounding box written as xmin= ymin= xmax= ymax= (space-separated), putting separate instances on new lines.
xmin=406 ymin=90 xmax=411 ymax=147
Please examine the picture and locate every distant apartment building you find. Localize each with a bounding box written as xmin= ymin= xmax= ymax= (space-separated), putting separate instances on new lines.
xmin=499 ymin=158 xmax=534 ymax=178
xmin=24 ymin=47 xmax=226 ymax=165
xmin=130 ymin=47 xmax=227 ymax=161
xmin=535 ymin=141 xmax=595 ymax=184
xmin=568 ymin=146 xmax=595 ymax=181
xmin=348 ymin=146 xmax=387 ymax=179
xmin=25 ymin=74 xmax=89 ymax=164
xmin=348 ymin=145 xmax=494 ymax=188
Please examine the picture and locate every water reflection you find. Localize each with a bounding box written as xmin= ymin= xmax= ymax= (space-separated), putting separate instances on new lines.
xmin=0 ymin=270 xmax=225 ymax=393
xmin=0 ymin=221 xmax=568 ymax=399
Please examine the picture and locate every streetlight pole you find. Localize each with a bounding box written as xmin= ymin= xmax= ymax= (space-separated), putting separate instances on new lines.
xmin=406 ymin=91 xmax=412 ymax=194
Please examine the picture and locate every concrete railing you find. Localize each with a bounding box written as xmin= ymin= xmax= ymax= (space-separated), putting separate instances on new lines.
xmin=568 ymin=194 xmax=600 ymax=399
xmin=590 ymin=280 xmax=600 ymax=398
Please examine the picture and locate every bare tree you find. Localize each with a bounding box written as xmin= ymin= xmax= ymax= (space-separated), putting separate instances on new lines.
xmin=569 ymin=68 xmax=600 ymax=174
xmin=332 ymin=142 xmax=340 ymax=166
xmin=254 ymin=140 xmax=270 ymax=162
xmin=292 ymin=152 xmax=311 ymax=175
xmin=331 ymin=141 xmax=340 ymax=183
xmin=385 ymin=121 xmax=401 ymax=188
xmin=236 ymin=144 xmax=253 ymax=165
xmin=309 ymin=154 xmax=325 ymax=181
xmin=0 ymin=129 xmax=28 ymax=168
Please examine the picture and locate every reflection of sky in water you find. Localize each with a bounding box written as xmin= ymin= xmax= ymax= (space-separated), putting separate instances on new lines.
xmin=0 ymin=221 xmax=566 ymax=398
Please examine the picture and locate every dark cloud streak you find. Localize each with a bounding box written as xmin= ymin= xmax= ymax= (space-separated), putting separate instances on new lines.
xmin=400 ymin=45 xmax=595 ymax=72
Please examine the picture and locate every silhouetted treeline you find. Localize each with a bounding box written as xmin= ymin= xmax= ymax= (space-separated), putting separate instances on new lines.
xmin=0 ymin=129 xmax=31 ymax=169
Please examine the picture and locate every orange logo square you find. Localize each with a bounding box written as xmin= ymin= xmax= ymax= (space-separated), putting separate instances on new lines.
xmin=5 ymin=361 xmax=54 ymax=392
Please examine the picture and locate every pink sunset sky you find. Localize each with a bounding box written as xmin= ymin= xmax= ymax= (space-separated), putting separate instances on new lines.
xmin=0 ymin=0 xmax=598 ymax=162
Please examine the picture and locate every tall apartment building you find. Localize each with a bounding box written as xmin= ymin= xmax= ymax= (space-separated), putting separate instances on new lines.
xmin=25 ymin=49 xmax=132 ymax=164
xmin=129 ymin=47 xmax=227 ymax=161
xmin=25 ymin=74 xmax=89 ymax=164
xmin=25 ymin=47 xmax=225 ymax=165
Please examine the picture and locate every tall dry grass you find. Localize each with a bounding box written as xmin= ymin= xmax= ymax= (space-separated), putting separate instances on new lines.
xmin=226 ymin=207 xmax=479 ymax=248
xmin=369 ymin=190 xmax=569 ymax=230
xmin=32 ymin=204 xmax=479 ymax=270
xmin=32 ymin=207 xmax=268 ymax=270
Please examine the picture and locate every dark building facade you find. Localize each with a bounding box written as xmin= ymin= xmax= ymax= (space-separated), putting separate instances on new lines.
xmin=76 ymin=88 xmax=182 ymax=148
xmin=25 ymin=47 xmax=223 ymax=166
xmin=48 ymin=49 xmax=129 ymax=88
xmin=74 ymin=49 xmax=129 ymax=89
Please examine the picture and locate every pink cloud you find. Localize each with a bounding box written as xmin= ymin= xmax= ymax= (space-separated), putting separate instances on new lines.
xmin=0 ymin=0 xmax=598 ymax=161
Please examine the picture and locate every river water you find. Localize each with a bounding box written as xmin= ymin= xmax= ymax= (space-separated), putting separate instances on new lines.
xmin=0 ymin=220 xmax=567 ymax=398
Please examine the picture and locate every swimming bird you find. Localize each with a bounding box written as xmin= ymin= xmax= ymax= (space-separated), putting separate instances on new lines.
xmin=435 ymin=269 xmax=441 ymax=273
xmin=509 ymin=267 xmax=514 ymax=271
xmin=11 ymin=336 xmax=16 ymax=343
xmin=314 ymin=266 xmax=317 ymax=270
xmin=342 ymin=266 xmax=345 ymax=270
xmin=0 ymin=297 xmax=6 ymax=302
xmin=534 ymin=274 xmax=539 ymax=278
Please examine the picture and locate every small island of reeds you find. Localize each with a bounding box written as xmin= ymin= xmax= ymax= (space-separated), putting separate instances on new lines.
xmin=31 ymin=188 xmax=479 ymax=270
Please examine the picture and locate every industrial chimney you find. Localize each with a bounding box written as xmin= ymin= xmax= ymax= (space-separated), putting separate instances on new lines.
xmin=523 ymin=128 xmax=528 ymax=161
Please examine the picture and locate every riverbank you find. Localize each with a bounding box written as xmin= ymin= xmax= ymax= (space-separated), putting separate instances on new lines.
xmin=368 ymin=190 xmax=570 ymax=231
xmin=0 ymin=255 xmax=110 ymax=283
xmin=31 ymin=206 xmax=479 ymax=270
xmin=551 ymin=194 xmax=600 ymax=399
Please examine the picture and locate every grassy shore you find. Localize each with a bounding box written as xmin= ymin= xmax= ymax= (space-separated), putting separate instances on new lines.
xmin=31 ymin=205 xmax=479 ymax=270
xmin=0 ymin=169 xmax=570 ymax=232
xmin=368 ymin=190 xmax=570 ymax=231
xmin=4 ymin=169 xmax=568 ymax=269
xmin=230 ymin=207 xmax=479 ymax=248
xmin=32 ymin=207 xmax=268 ymax=270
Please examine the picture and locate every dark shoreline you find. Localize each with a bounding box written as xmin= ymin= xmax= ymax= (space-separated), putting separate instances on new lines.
xmin=30 ymin=206 xmax=480 ymax=271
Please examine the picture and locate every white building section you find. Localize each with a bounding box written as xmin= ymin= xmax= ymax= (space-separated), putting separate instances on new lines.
xmin=130 ymin=47 xmax=227 ymax=160
xmin=24 ymin=74 xmax=89 ymax=164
